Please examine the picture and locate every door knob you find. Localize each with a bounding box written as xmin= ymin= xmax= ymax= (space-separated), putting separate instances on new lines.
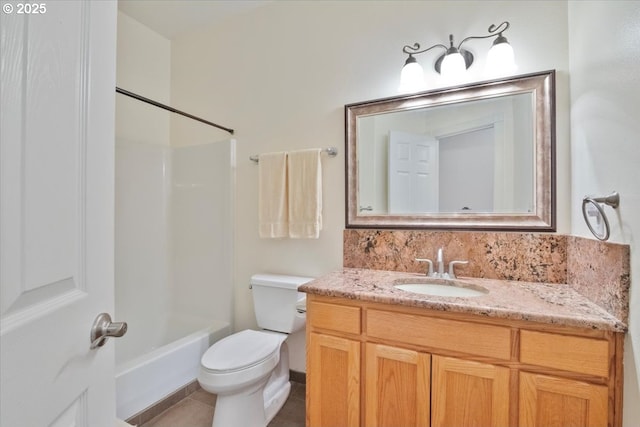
xmin=90 ymin=313 xmax=128 ymax=349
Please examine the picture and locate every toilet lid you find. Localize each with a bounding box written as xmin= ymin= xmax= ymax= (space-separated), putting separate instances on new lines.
xmin=201 ymin=330 xmax=285 ymax=372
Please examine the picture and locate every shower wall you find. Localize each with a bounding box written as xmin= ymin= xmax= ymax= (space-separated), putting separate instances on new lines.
xmin=171 ymin=141 xmax=235 ymax=323
xmin=115 ymin=139 xmax=235 ymax=366
xmin=115 ymin=142 xmax=172 ymax=364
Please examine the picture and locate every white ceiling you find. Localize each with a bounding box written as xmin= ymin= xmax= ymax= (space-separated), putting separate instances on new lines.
xmin=118 ymin=0 xmax=271 ymax=40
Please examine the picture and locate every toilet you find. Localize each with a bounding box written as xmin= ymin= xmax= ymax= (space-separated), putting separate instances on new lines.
xmin=198 ymin=274 xmax=312 ymax=427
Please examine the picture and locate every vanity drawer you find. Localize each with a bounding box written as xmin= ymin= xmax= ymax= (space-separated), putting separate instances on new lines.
xmin=308 ymin=300 xmax=361 ymax=335
xmin=367 ymin=309 xmax=512 ymax=360
xmin=520 ymin=330 xmax=609 ymax=377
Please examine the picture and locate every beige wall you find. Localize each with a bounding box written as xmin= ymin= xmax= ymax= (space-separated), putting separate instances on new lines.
xmin=170 ymin=0 xmax=570 ymax=372
xmin=568 ymin=2 xmax=640 ymax=425
xmin=116 ymin=11 xmax=171 ymax=146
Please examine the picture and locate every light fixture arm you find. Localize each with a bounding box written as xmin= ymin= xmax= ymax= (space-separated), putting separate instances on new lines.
xmin=402 ymin=42 xmax=448 ymax=57
xmin=456 ymin=21 xmax=510 ymax=50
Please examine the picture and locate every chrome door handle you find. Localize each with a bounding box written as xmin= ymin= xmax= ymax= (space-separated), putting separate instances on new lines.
xmin=90 ymin=313 xmax=128 ymax=349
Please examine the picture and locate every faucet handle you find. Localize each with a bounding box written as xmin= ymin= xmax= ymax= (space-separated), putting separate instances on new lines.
xmin=415 ymin=258 xmax=434 ymax=277
xmin=448 ymin=260 xmax=469 ymax=279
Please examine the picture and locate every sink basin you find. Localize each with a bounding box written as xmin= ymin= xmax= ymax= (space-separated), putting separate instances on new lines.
xmin=393 ymin=279 xmax=488 ymax=298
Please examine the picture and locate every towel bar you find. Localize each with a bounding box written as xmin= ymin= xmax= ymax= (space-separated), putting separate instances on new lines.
xmin=250 ymin=147 xmax=338 ymax=163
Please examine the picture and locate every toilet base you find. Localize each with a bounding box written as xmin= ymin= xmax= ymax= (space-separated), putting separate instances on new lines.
xmin=211 ymin=381 xmax=291 ymax=427
xmin=212 ymin=388 xmax=263 ymax=427
xmin=264 ymin=381 xmax=291 ymax=424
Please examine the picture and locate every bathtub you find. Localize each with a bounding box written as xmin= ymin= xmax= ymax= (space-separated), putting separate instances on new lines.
xmin=115 ymin=315 xmax=231 ymax=420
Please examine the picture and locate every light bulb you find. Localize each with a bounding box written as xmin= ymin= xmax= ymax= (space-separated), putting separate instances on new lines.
xmin=486 ymin=40 xmax=516 ymax=77
xmin=398 ymin=60 xmax=426 ymax=93
xmin=440 ymin=52 xmax=467 ymax=84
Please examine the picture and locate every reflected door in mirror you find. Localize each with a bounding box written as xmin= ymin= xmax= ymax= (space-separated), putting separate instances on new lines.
xmin=388 ymin=131 xmax=439 ymax=213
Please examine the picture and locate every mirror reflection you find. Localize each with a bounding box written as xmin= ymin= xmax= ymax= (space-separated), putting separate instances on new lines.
xmin=357 ymin=93 xmax=534 ymax=215
xmin=345 ymin=70 xmax=556 ymax=230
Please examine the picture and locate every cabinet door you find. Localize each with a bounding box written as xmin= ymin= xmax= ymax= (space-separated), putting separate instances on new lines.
xmin=307 ymin=332 xmax=360 ymax=427
xmin=365 ymin=343 xmax=431 ymax=427
xmin=432 ymin=355 xmax=510 ymax=427
xmin=519 ymin=372 xmax=608 ymax=427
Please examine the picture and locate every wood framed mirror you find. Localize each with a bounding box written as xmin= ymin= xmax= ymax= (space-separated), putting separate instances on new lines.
xmin=345 ymin=70 xmax=556 ymax=230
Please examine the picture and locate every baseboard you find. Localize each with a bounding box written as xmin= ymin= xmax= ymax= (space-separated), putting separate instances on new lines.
xmin=125 ymin=380 xmax=200 ymax=426
xmin=290 ymin=369 xmax=306 ymax=384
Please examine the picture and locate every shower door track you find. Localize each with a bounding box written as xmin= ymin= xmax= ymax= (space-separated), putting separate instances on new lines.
xmin=115 ymin=87 xmax=234 ymax=135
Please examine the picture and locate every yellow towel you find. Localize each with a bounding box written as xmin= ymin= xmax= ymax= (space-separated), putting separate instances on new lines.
xmin=258 ymin=151 xmax=288 ymax=238
xmin=288 ymin=148 xmax=322 ymax=238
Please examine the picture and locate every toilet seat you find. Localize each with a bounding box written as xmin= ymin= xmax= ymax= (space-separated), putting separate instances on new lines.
xmin=199 ymin=330 xmax=288 ymax=396
xmin=201 ymin=330 xmax=286 ymax=373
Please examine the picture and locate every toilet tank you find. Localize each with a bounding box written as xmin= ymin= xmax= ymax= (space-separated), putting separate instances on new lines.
xmin=251 ymin=274 xmax=313 ymax=333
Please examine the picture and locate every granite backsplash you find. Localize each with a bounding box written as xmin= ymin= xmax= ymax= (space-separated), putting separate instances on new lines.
xmin=343 ymin=229 xmax=630 ymax=325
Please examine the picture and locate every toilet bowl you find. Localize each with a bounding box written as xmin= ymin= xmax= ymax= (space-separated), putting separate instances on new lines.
xmin=198 ymin=274 xmax=312 ymax=427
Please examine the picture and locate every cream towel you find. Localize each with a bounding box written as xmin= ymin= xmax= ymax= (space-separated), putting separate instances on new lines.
xmin=259 ymin=151 xmax=288 ymax=238
xmin=288 ymin=148 xmax=322 ymax=238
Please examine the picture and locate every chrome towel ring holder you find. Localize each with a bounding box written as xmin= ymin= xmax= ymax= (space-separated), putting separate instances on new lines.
xmin=581 ymin=191 xmax=620 ymax=241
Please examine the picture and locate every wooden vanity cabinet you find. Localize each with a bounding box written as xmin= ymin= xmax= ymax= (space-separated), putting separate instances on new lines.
xmin=365 ymin=343 xmax=430 ymax=426
xmin=518 ymin=330 xmax=612 ymax=427
xmin=363 ymin=345 xmax=511 ymax=427
xmin=306 ymin=295 xmax=623 ymax=427
xmin=307 ymin=300 xmax=362 ymax=427
xmin=431 ymin=355 xmax=510 ymax=427
xmin=308 ymin=332 xmax=360 ymax=427
xmin=519 ymin=371 xmax=608 ymax=427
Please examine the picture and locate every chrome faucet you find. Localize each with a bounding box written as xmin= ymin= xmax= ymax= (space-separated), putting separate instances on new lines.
xmin=416 ymin=247 xmax=469 ymax=279
xmin=415 ymin=258 xmax=434 ymax=277
xmin=436 ymin=247 xmax=445 ymax=277
xmin=448 ymin=260 xmax=469 ymax=279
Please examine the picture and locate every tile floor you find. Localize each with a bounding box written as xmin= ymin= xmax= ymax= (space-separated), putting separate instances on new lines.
xmin=139 ymin=381 xmax=305 ymax=427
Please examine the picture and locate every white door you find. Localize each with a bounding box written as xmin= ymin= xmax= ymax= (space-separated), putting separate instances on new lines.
xmin=388 ymin=130 xmax=439 ymax=213
xmin=1 ymin=2 xmax=119 ymax=426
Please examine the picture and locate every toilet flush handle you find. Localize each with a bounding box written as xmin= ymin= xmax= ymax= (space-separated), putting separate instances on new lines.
xmin=90 ymin=313 xmax=128 ymax=349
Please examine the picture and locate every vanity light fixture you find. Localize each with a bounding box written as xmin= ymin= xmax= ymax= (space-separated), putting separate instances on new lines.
xmin=398 ymin=21 xmax=516 ymax=93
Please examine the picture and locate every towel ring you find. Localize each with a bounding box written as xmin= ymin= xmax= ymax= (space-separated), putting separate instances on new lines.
xmin=581 ymin=191 xmax=619 ymax=241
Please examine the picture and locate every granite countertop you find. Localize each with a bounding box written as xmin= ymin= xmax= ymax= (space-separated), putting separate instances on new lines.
xmin=299 ymin=268 xmax=626 ymax=332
